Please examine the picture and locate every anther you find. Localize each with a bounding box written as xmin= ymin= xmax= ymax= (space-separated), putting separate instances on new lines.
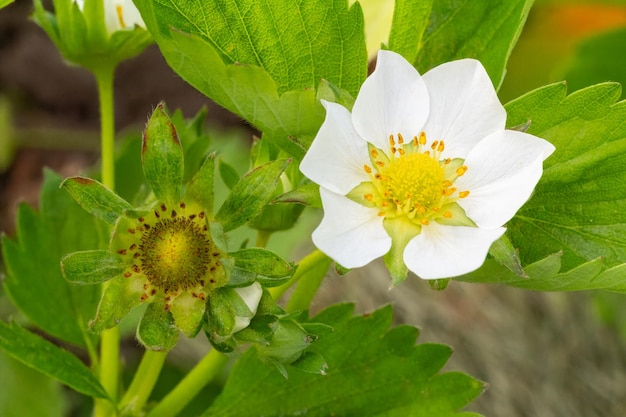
xmin=443 ymin=187 xmax=457 ymax=196
xmin=431 ymin=140 xmax=439 ymax=150
xmin=397 ymin=133 xmax=404 ymax=144
xmin=375 ymin=161 xmax=385 ymax=167
xmin=419 ymin=132 xmax=427 ymax=145
xmin=437 ymin=141 xmax=445 ymax=152
xmin=128 ymin=228 xmax=135 ymax=234
xmin=442 ymin=180 xmax=452 ymax=187
xmin=171 ymin=210 xmax=177 ymax=218
xmin=443 ymin=211 xmax=453 ymax=218
xmin=364 ymin=164 xmax=372 ymax=174
xmin=456 ymin=166 xmax=468 ymax=176
xmin=364 ymin=194 xmax=373 ymax=201
xmin=180 ymin=202 xmax=186 ymax=209
xmin=371 ymin=149 xmax=379 ymax=158
xmin=389 ymin=135 xmax=395 ymax=146
xmin=420 ymin=219 xmax=429 ymax=225
xmin=459 ymin=190 xmax=470 ymax=198
xmin=117 ymin=249 xmax=127 ymax=255
xmin=161 ymin=204 xmax=167 ymax=212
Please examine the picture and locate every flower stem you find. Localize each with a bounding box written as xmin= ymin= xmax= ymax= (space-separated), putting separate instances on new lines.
xmin=146 ymin=349 xmax=228 ymax=417
xmin=93 ymin=65 xmax=119 ymax=417
xmin=270 ymin=249 xmax=331 ymax=312
xmin=119 ymin=350 xmax=167 ymax=415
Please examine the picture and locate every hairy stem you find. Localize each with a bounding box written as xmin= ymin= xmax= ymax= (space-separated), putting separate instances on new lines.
xmin=119 ymin=350 xmax=168 ymax=415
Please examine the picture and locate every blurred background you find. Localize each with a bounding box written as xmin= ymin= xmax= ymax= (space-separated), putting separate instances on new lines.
xmin=1 ymin=0 xmax=626 ymax=416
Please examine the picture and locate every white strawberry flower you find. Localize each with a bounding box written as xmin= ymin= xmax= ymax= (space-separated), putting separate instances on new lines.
xmin=300 ymin=50 xmax=555 ymax=281
xmin=74 ymin=0 xmax=144 ymax=33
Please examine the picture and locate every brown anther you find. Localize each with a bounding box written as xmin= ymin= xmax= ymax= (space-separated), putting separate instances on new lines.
xmin=144 ymin=223 xmax=151 ymax=230
xmin=374 ymin=173 xmax=382 ymax=180
xmin=160 ymin=204 xmax=167 ymax=212
xmin=198 ymin=294 xmax=206 ymax=301
xmin=138 ymin=217 xmax=144 ymax=223
xmin=143 ymin=283 xmax=149 ymax=290
xmin=117 ymin=249 xmax=127 ymax=255
xmin=134 ymin=252 xmax=140 ymax=259
xmin=140 ymin=293 xmax=148 ymax=301
xmin=391 ymin=146 xmax=397 ymax=154
xmin=189 ymin=214 xmax=196 ymax=220
xmin=389 ymin=134 xmax=395 ymax=146
xmin=130 ymin=244 xmax=137 ymax=250
xmin=154 ymin=210 xmax=160 ymax=218
xmin=124 ymin=272 xmax=132 ymax=278
xmin=397 ymin=133 xmax=405 ymax=144
xmin=128 ymin=228 xmax=135 ymax=234
xmin=212 ymin=252 xmax=220 ymax=257
xmin=131 ymin=264 xmax=141 ymax=273
xmin=210 ymin=278 xmax=216 ymax=283
xmin=150 ymin=289 xmax=157 ymax=295
xmin=198 ymin=212 xmax=205 ymax=219
xmin=375 ymin=161 xmax=385 ymax=167
xmin=444 ymin=158 xmax=451 ymax=165
xmin=180 ymin=202 xmax=186 ymax=209
xmin=171 ymin=210 xmax=177 ymax=218
xmin=413 ymin=136 xmax=418 ymax=146
xmin=398 ymin=148 xmax=406 ymax=155
xmin=431 ymin=140 xmax=439 ymax=150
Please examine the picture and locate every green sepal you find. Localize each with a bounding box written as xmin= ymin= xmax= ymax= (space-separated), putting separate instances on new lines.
xmin=205 ymin=289 xmax=238 ymax=353
xmin=216 ymin=159 xmax=291 ymax=232
xmin=61 ymin=176 xmax=133 ymax=224
xmin=383 ymin=218 xmax=422 ymax=286
xmin=61 ymin=250 xmax=125 ymax=285
xmin=435 ymin=202 xmax=476 ymax=227
xmin=137 ymin=303 xmax=179 ymax=351
xmin=249 ymin=202 xmax=305 ymax=232
xmin=142 ymin=103 xmax=184 ymax=205
xmin=489 ymin=234 xmax=527 ymax=278
xmin=0 ymin=321 xmax=110 ymax=400
xmin=218 ymin=157 xmax=240 ymax=190
xmin=428 ymin=279 xmax=450 ymax=291
xmin=169 ymin=292 xmax=205 ymax=338
xmin=227 ymin=267 xmax=257 ymax=288
xmin=254 ymin=319 xmax=311 ymax=365
xmin=290 ymin=351 xmax=328 ymax=375
xmin=184 ymin=153 xmax=215 ymax=215
xmin=272 ymin=182 xmax=322 ymax=208
xmin=233 ymin=314 xmax=278 ymax=345
xmin=230 ymin=248 xmax=296 ymax=287
xmin=346 ymin=182 xmax=378 ymax=208
xmin=90 ymin=275 xmax=145 ymax=332
xmin=316 ymin=79 xmax=355 ymax=111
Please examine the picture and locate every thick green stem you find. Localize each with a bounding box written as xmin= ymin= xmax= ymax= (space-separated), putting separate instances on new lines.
xmin=119 ymin=350 xmax=167 ymax=415
xmin=93 ymin=65 xmax=119 ymax=417
xmin=146 ymin=349 xmax=228 ymax=417
xmin=269 ymin=250 xmax=331 ymax=312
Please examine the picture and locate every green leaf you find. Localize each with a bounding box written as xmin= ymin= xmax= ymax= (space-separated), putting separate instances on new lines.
xmin=0 ymin=350 xmax=67 ymax=417
xmin=61 ymin=250 xmax=126 ymax=285
xmin=388 ymin=0 xmax=433 ymax=64
xmin=142 ymin=103 xmax=184 ymax=205
xmin=417 ymin=0 xmax=533 ymax=89
xmin=2 ymin=170 xmax=104 ymax=347
xmin=272 ymin=182 xmax=322 ymax=207
xmin=133 ymin=0 xmax=367 ymax=158
xmin=61 ymin=176 xmax=133 ymax=224
xmin=218 ymin=158 xmax=240 ymax=190
xmin=0 ymin=0 xmax=14 ymax=9
xmin=216 ymin=159 xmax=291 ymax=232
xmin=230 ymin=248 xmax=295 ymax=287
xmin=204 ymin=305 xmax=483 ymax=416
xmin=505 ymin=82 xmax=626 ymax=273
xmin=0 ymin=321 xmax=109 ymax=400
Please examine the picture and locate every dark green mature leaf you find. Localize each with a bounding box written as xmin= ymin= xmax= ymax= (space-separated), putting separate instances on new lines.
xmin=505 ymin=82 xmax=626 ymax=271
xmin=204 ymin=304 xmax=483 ymax=417
xmin=417 ymin=0 xmax=533 ymax=88
xmin=388 ymin=0 xmax=433 ymax=64
xmin=133 ymin=0 xmax=367 ymax=159
xmin=142 ymin=103 xmax=184 ymax=205
xmin=0 ymin=321 xmax=109 ymax=399
xmin=216 ymin=159 xmax=291 ymax=232
xmin=62 ymin=177 xmax=133 ymax=224
xmin=2 ymin=170 xmax=105 ymax=347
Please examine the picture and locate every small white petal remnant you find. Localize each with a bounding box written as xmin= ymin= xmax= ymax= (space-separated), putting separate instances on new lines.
xmin=74 ymin=0 xmax=145 ymax=33
xmin=232 ymin=282 xmax=263 ymax=333
xmin=300 ymin=50 xmax=555 ymax=280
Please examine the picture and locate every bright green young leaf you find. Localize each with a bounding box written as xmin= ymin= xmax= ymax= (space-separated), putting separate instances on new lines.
xmin=218 ymin=158 xmax=240 ymax=191
xmin=2 ymin=170 xmax=105 ymax=347
xmin=61 ymin=250 xmax=125 ymax=285
xmin=133 ymin=0 xmax=367 ymax=159
xmin=0 ymin=321 xmax=110 ymax=400
xmin=0 ymin=0 xmax=14 ymax=9
xmin=61 ymin=176 xmax=133 ymax=224
xmin=417 ymin=0 xmax=533 ymax=89
xmin=272 ymin=182 xmax=322 ymax=208
xmin=230 ymin=248 xmax=295 ymax=287
xmin=184 ymin=153 xmax=216 ymax=214
xmin=204 ymin=304 xmax=483 ymax=417
xmin=142 ymin=103 xmax=184 ymax=205
xmin=388 ymin=0 xmax=433 ymax=64
xmin=216 ymin=159 xmax=291 ymax=232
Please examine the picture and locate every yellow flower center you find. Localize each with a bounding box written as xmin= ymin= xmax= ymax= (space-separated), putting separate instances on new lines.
xmin=358 ymin=132 xmax=471 ymax=226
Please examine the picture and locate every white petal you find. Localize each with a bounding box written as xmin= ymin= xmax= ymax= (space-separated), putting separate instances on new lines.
xmin=233 ymin=282 xmax=263 ymax=333
xmin=352 ymin=50 xmax=429 ymax=151
xmin=313 ymin=188 xmax=391 ymax=268
xmin=456 ymin=130 xmax=555 ymax=228
xmin=300 ymin=101 xmax=370 ymax=194
xmin=422 ymin=59 xmax=506 ymax=159
xmin=404 ymin=223 xmax=505 ymax=279
xmin=119 ymin=0 xmax=145 ymax=28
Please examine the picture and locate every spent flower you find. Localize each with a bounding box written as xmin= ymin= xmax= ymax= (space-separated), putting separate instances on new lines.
xmin=300 ymin=50 xmax=555 ymax=283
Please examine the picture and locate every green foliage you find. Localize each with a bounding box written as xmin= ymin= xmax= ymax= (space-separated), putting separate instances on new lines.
xmin=185 ymin=154 xmax=216 ymax=215
xmin=142 ymin=103 xmax=184 ymax=205
xmin=216 ymin=159 xmax=291 ymax=232
xmin=230 ymin=248 xmax=295 ymax=287
xmin=0 ymin=321 xmax=109 ymax=399
xmin=0 ymin=0 xmax=14 ymax=9
xmin=137 ymin=303 xmax=179 ymax=352
xmin=61 ymin=177 xmax=133 ymax=224
xmin=203 ymin=304 xmax=483 ymax=417
xmin=0 ymin=350 xmax=67 ymax=417
xmin=417 ymin=0 xmax=533 ymax=88
xmin=388 ymin=0 xmax=433 ymax=64
xmin=1 ymin=170 xmax=106 ymax=347
xmin=61 ymin=250 xmax=126 ymax=285
xmin=133 ymin=0 xmax=367 ymax=159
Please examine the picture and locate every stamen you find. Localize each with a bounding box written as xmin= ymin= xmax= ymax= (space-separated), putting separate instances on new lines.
xmin=364 ymin=164 xmax=372 ymax=174
xmin=371 ymin=149 xmax=379 ymax=158
xmin=443 ymin=211 xmax=452 ymax=218
xmin=420 ymin=219 xmax=429 ymax=225
xmin=397 ymin=133 xmax=404 ymax=144
xmin=389 ymin=135 xmax=395 ymax=146
xmin=437 ymin=141 xmax=445 ymax=152
xmin=459 ymin=190 xmax=470 ymax=198
xmin=419 ymin=132 xmax=427 ymax=145
xmin=456 ymin=166 xmax=468 ymax=176
xmin=431 ymin=140 xmax=439 ymax=151
xmin=364 ymin=194 xmax=373 ymax=201
xmin=443 ymin=187 xmax=457 ymax=196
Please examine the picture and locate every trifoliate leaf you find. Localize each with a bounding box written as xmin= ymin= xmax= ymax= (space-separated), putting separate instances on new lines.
xmin=133 ymin=0 xmax=367 ymax=158
xmin=0 ymin=321 xmax=109 ymax=400
xmin=142 ymin=103 xmax=184 ymax=205
xmin=388 ymin=0 xmax=433 ymax=64
xmin=203 ymin=304 xmax=483 ymax=417
xmin=417 ymin=0 xmax=533 ymax=89
xmin=2 ymin=170 xmax=104 ymax=347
